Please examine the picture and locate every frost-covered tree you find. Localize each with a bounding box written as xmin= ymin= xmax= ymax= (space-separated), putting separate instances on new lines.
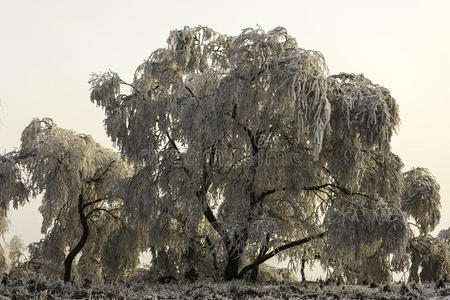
xmin=0 ymin=118 xmax=138 ymax=282
xmin=326 ymin=166 xmax=443 ymax=284
xmin=7 ymin=235 xmax=25 ymax=268
xmin=438 ymin=226 xmax=450 ymax=240
xmin=0 ymin=246 xmax=8 ymax=275
xmin=91 ymin=26 xmax=421 ymax=281
xmin=408 ymin=235 xmax=449 ymax=282
xmin=0 ymin=112 xmax=27 ymax=275
xmin=399 ymin=167 xmax=447 ymax=282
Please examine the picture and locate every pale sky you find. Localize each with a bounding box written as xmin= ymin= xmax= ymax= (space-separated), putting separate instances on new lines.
xmin=0 ymin=0 xmax=449 ymax=263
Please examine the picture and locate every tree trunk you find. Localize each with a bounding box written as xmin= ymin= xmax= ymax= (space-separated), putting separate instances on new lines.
xmin=64 ymin=193 xmax=89 ymax=282
xmin=249 ymin=265 xmax=259 ymax=282
xmin=224 ymin=254 xmax=240 ymax=281
xmin=409 ymin=254 xmax=420 ymax=282
xmin=250 ymin=234 xmax=270 ymax=282
xmin=300 ymin=258 xmax=306 ymax=282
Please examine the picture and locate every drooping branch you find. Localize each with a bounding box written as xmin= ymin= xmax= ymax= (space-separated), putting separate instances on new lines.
xmin=116 ymin=77 xmax=148 ymax=101
xmin=306 ymin=183 xmax=372 ymax=200
xmin=86 ymin=207 xmax=119 ymax=221
xmin=87 ymin=160 xmax=116 ymax=184
xmin=185 ymin=85 xmax=195 ymax=97
xmin=237 ymin=231 xmax=326 ymax=279
xmin=259 ymin=182 xmax=372 ymax=203
xmin=55 ymin=199 xmax=71 ymax=223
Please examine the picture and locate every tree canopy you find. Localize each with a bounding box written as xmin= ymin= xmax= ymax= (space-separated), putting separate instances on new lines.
xmin=89 ymin=26 xmax=423 ymax=281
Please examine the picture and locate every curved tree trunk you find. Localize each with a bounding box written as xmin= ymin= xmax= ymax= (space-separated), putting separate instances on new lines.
xmin=224 ymin=253 xmax=241 ymax=281
xmin=64 ymin=193 xmax=89 ymax=282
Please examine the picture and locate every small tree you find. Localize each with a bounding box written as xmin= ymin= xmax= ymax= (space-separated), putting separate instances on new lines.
xmin=408 ymin=235 xmax=449 ymax=282
xmin=0 ymin=128 xmax=28 ymax=275
xmin=0 ymin=246 xmax=8 ymax=275
xmin=91 ymin=26 xmax=415 ymax=281
xmin=7 ymin=235 xmax=25 ymax=268
xmin=399 ymin=167 xmax=448 ymax=282
xmin=0 ymin=118 xmax=139 ymax=282
xmin=438 ymin=226 xmax=450 ymax=240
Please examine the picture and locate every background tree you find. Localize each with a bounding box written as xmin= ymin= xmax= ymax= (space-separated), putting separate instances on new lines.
xmin=91 ymin=26 xmax=413 ymax=281
xmin=398 ymin=167 xmax=448 ymax=282
xmin=0 ymin=115 xmax=28 ymax=275
xmin=0 ymin=246 xmax=8 ymax=275
xmin=7 ymin=235 xmax=25 ymax=268
xmin=408 ymin=235 xmax=449 ymax=282
xmin=320 ymin=165 xmax=443 ymax=284
xmin=0 ymin=118 xmax=139 ymax=282
xmin=438 ymin=226 xmax=450 ymax=241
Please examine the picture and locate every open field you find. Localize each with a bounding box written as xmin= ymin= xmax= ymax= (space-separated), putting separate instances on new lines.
xmin=0 ymin=279 xmax=448 ymax=299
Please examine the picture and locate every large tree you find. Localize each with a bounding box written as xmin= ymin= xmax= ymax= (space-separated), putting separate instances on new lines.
xmin=89 ymin=26 xmax=421 ymax=281
xmin=0 ymin=118 xmax=139 ymax=282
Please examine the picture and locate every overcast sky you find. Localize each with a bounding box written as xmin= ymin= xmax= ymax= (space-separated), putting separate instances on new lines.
xmin=1 ymin=0 xmax=449 ymax=260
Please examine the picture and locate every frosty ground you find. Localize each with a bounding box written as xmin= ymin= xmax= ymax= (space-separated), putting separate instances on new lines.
xmin=0 ymin=278 xmax=448 ymax=299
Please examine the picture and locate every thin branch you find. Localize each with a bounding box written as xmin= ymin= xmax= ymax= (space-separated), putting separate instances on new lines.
xmin=119 ymin=78 xmax=147 ymax=101
xmin=258 ymin=188 xmax=286 ymax=201
xmin=228 ymin=104 xmax=259 ymax=154
xmin=185 ymin=85 xmax=195 ymax=97
xmin=38 ymin=119 xmax=54 ymax=129
xmin=83 ymin=198 xmax=107 ymax=209
xmin=87 ymin=160 xmax=116 ymax=184
xmin=312 ymin=190 xmax=331 ymax=207
xmin=86 ymin=207 xmax=120 ymax=221
xmin=303 ymin=183 xmax=371 ymax=199
xmin=55 ymin=199 xmax=71 ymax=223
